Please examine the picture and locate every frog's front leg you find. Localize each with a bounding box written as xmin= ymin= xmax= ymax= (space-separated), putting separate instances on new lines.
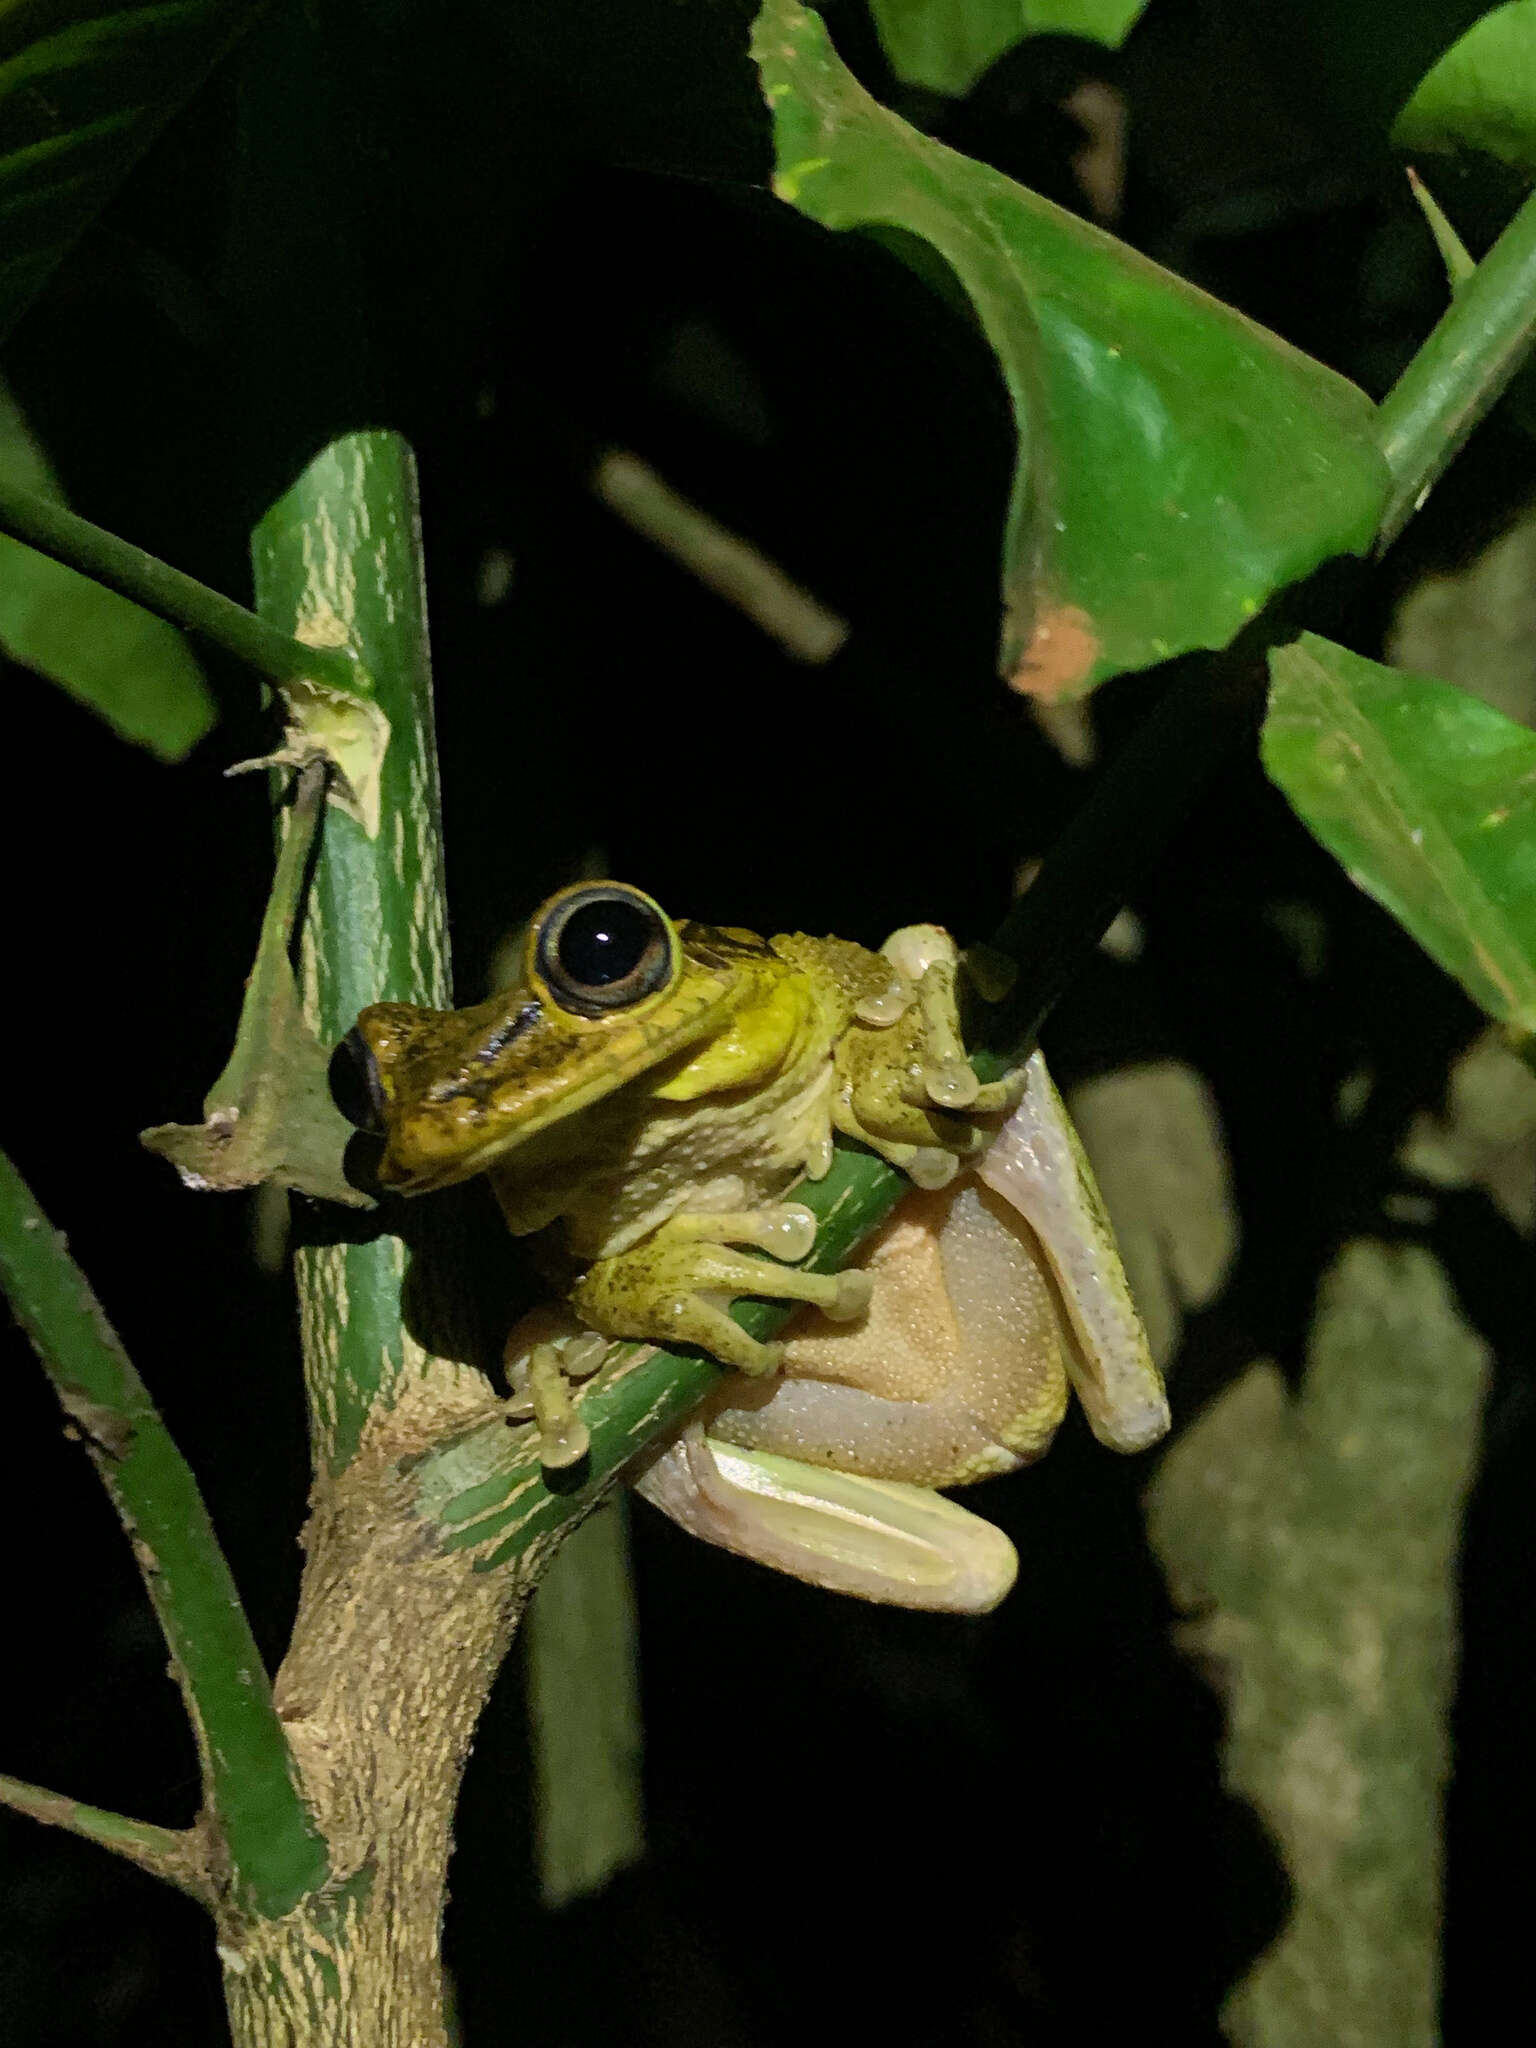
xmin=833 ymin=925 xmax=1027 ymax=1184
xmin=569 ymin=1205 xmax=872 ymax=1376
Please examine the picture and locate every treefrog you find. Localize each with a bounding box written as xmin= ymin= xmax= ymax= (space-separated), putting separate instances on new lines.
xmin=337 ymin=881 xmax=1166 ymax=1611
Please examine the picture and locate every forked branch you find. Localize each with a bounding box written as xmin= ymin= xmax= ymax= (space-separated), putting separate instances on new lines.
xmin=0 ymin=1149 xmax=329 ymax=1918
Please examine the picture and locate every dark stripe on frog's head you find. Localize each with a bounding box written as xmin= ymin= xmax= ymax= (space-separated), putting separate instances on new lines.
xmin=473 ymin=1001 xmax=541 ymax=1062
xmin=363 ymin=965 xmax=743 ymax=1193
xmin=678 ymin=920 xmax=776 ymax=970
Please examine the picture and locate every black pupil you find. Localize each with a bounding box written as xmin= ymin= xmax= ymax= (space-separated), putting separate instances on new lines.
xmin=557 ymin=897 xmax=656 ymax=987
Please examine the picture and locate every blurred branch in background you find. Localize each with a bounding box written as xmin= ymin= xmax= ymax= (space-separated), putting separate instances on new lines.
xmin=524 ymin=1496 xmax=645 ymax=1908
xmin=1148 ymin=1243 xmax=1489 ymax=2048
xmin=591 ymin=448 xmax=848 ymax=663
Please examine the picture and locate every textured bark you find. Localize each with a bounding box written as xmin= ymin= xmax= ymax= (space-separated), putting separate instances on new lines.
xmin=1148 ymin=1241 xmax=1489 ymax=2048
xmin=219 ymin=1366 xmax=525 ymax=2048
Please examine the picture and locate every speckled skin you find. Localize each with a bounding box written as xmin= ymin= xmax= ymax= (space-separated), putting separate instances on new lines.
xmin=354 ymin=889 xmax=1023 ymax=1376
xmin=710 ymin=1179 xmax=1074 ymax=1485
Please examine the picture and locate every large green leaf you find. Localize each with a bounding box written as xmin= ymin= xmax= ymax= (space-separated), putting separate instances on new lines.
xmin=1394 ymin=1 xmax=1536 ymax=173
xmin=1264 ymin=632 xmax=1536 ymax=1034
xmin=0 ymin=0 xmax=264 ymax=343
xmin=867 ymin=0 xmax=1148 ymax=97
xmin=0 ymin=379 xmax=213 ymax=758
xmin=752 ymin=1 xmax=1389 ymax=698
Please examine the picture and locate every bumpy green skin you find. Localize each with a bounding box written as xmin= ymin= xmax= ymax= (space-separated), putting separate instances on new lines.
xmin=358 ymin=890 xmax=1023 ymax=1381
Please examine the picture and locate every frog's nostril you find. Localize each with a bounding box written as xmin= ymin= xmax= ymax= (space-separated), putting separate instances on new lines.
xmin=331 ymin=1027 xmax=387 ymax=1135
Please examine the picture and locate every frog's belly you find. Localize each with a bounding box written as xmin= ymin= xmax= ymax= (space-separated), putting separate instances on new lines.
xmin=562 ymin=1052 xmax=836 ymax=1259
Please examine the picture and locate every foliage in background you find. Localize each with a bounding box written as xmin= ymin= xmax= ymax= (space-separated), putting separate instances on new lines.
xmin=1150 ymin=1244 xmax=1489 ymax=2048
xmin=0 ymin=0 xmax=262 ymax=751
xmin=0 ymin=378 xmax=212 ymax=757
xmin=1265 ymin=639 xmax=1536 ymax=1039
xmin=1396 ymin=0 xmax=1536 ymax=171
xmin=3 ymin=0 xmax=1536 ymax=2041
xmin=757 ymin=0 xmax=1386 ymax=695
xmin=867 ymin=0 xmax=1147 ymax=94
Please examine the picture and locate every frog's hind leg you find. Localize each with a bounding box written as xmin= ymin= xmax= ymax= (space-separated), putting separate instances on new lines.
xmin=571 ymin=1212 xmax=872 ymax=1377
xmin=504 ymin=1325 xmax=611 ymax=1470
xmin=633 ymin=1421 xmax=1019 ymax=1612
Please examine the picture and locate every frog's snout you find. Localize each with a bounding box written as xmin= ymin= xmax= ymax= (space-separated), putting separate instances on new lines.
xmin=330 ymin=1026 xmax=388 ymax=1137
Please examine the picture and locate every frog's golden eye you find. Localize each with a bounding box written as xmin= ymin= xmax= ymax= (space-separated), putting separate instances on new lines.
xmin=330 ymin=1026 xmax=388 ymax=1134
xmin=535 ymin=884 xmax=676 ymax=1017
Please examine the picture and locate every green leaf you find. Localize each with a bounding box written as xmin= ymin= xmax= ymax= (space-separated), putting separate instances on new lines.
xmin=140 ymin=762 xmax=369 ymax=1204
xmin=753 ymin=1 xmax=1389 ymax=698
xmin=1395 ymin=1 xmax=1536 ymax=173
xmin=867 ymin=0 xmax=1148 ymax=97
xmin=1263 ymin=631 xmax=1536 ymax=1034
xmin=0 ymin=0 xmax=265 ymax=343
xmin=0 ymin=380 xmax=214 ymax=759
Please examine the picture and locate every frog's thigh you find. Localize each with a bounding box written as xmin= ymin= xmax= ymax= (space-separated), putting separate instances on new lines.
xmin=708 ymin=1376 xmax=1022 ymax=1485
xmin=711 ymin=1180 xmax=1069 ymax=1484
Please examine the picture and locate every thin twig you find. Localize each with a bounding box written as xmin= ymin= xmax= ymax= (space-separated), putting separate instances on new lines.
xmin=1377 ymin=183 xmax=1536 ymax=550
xmin=0 ymin=1772 xmax=211 ymax=1903
xmin=0 ymin=479 xmax=360 ymax=693
xmin=593 ymin=449 xmax=848 ymax=662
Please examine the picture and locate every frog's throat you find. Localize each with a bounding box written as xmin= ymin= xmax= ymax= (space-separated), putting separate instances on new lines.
xmin=377 ymin=975 xmax=743 ymax=1194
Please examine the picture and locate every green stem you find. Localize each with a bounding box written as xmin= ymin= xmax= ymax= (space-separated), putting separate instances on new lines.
xmin=415 ymin=1138 xmax=906 ymax=1564
xmin=0 ymin=1772 xmax=210 ymax=1903
xmin=249 ymin=431 xmax=450 ymax=1472
xmin=0 ymin=478 xmax=359 ymax=693
xmin=1376 ymin=184 xmax=1536 ymax=549
xmin=0 ymin=1150 xmax=328 ymax=1917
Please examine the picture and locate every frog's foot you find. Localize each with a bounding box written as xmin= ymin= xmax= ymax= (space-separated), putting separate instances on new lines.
xmin=883 ymin=924 xmax=979 ymax=1110
xmin=834 ymin=926 xmax=1027 ymax=1178
xmin=662 ymin=1201 xmax=819 ymax=1263
xmin=886 ymin=926 xmax=1028 ymax=1115
xmin=505 ymin=1330 xmax=609 ymax=1469
xmin=571 ymin=1220 xmax=872 ymax=1377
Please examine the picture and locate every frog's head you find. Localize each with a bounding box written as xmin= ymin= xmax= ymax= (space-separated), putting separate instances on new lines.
xmin=335 ymin=881 xmax=743 ymax=1192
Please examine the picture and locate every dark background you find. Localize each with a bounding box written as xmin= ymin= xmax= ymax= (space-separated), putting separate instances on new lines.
xmin=1 ymin=1 xmax=1532 ymax=2039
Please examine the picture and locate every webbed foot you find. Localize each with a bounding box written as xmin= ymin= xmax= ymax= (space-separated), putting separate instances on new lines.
xmin=505 ymin=1329 xmax=609 ymax=1469
xmin=570 ymin=1209 xmax=870 ymax=1376
xmin=833 ymin=925 xmax=1027 ymax=1173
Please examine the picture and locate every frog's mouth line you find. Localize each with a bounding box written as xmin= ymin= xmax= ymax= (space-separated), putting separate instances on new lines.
xmin=377 ymin=975 xmax=744 ymax=1194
